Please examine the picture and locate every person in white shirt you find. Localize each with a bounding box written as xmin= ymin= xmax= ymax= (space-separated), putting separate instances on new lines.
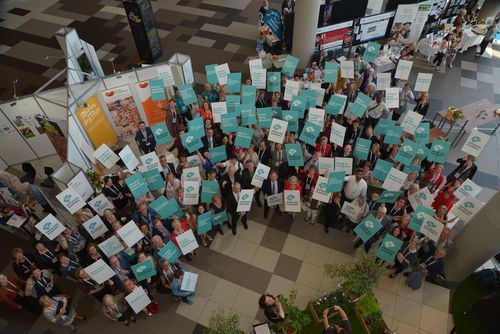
xmin=345 ymin=195 xmax=369 ymax=233
xmin=343 ymin=168 xmax=367 ymax=201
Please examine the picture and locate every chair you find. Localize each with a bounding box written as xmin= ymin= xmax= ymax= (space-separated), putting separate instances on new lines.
xmin=20 ymin=163 xmax=36 ymax=184
xmin=40 ymin=167 xmax=55 ymax=188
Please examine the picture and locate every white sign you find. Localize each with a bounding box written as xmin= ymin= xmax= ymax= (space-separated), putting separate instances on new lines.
xmin=237 ymin=189 xmax=254 ymax=212
xmin=284 ymin=190 xmax=301 ymax=212
xmin=186 ymin=155 xmax=202 ymax=169
xmin=385 ymin=87 xmax=400 ymax=108
xmin=35 ymin=214 xmax=66 ymax=240
xmin=6 ymin=214 xmax=25 ymax=228
xmin=68 ymin=171 xmax=94 ymax=201
xmin=252 ymin=68 xmax=267 ymax=89
xmin=341 ymin=201 xmax=361 ymax=218
xmin=249 ymin=58 xmax=263 ymax=72
xmin=182 ymin=166 xmax=201 ymax=183
xmin=140 ymin=152 xmax=161 ymax=172
xmin=180 ymin=271 xmax=198 ymax=292
xmin=119 ymin=145 xmax=140 ymax=171
xmin=268 ymin=118 xmax=288 ymax=144
xmin=211 ymin=102 xmax=227 ymax=123
xmin=157 ymin=64 xmax=175 ymax=87
xmin=408 ymin=187 xmax=433 ymax=211
xmin=183 ymin=180 xmax=200 ymax=205
xmin=98 ymin=235 xmax=125 ymax=257
xmin=251 ymin=163 xmax=271 ymax=188
xmin=93 ymin=144 xmax=120 ymax=169
xmin=308 ymin=107 xmax=325 ymax=127
xmin=311 ymin=176 xmax=332 ymax=203
xmin=117 ymin=221 xmax=144 ymax=247
xmin=267 ymin=193 xmax=283 ymax=206
xmin=126 ymin=286 xmax=152 ymax=314
xmin=284 ymin=80 xmax=300 ymax=101
xmin=340 ymin=60 xmax=354 ymax=79
xmin=451 ymin=197 xmax=484 ymax=223
xmin=400 ymin=110 xmax=423 ymax=135
xmin=334 ymin=157 xmax=353 ymax=175
xmin=454 ymin=178 xmax=481 ymax=200
xmin=382 ymin=168 xmax=408 ymax=191
xmin=84 ymin=259 xmax=115 ymax=284
xmin=420 ymin=213 xmax=444 ymax=242
xmin=377 ymin=73 xmax=391 ymax=91
xmin=83 ymin=215 xmax=109 ymax=239
xmin=318 ymin=157 xmax=335 ymax=176
xmin=176 ymin=229 xmax=199 ymax=254
xmin=88 ymin=193 xmax=114 ymax=216
xmin=56 ymin=187 xmax=86 ymax=214
xmin=215 ymin=63 xmax=230 ymax=85
xmin=414 ymin=73 xmax=433 ymax=92
xmin=461 ymin=130 xmax=490 ymax=157
xmin=330 ymin=123 xmax=346 ymax=146
xmin=395 ymin=60 xmax=413 ymax=80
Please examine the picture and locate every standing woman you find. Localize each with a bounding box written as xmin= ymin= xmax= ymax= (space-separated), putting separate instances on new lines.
xmin=40 ymin=295 xmax=85 ymax=332
xmin=210 ymin=194 xmax=227 ymax=235
xmin=258 ymin=0 xmax=269 ymax=26
xmin=414 ymin=92 xmax=430 ymax=118
xmin=398 ymin=82 xmax=415 ymax=117
xmin=284 ymin=176 xmax=302 ymax=220
xmin=192 ymin=205 xmax=213 ymax=247
xmin=324 ymin=192 xmax=343 ymax=233
xmin=198 ymin=101 xmax=214 ymax=123
xmin=102 ymin=294 xmax=135 ymax=326
xmin=432 ymin=34 xmax=451 ymax=71
xmin=447 ymin=26 xmax=463 ymax=68
xmin=102 ymin=176 xmax=129 ymax=212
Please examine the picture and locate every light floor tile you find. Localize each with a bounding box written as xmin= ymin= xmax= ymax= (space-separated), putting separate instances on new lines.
xmin=175 ymin=294 xmax=208 ymax=323
xmin=303 ymin=242 xmax=332 ymax=266
xmin=392 ymin=318 xmax=420 ymax=334
xmin=293 ymin=283 xmax=320 ymax=310
xmin=195 ymin=270 xmax=220 ymax=298
xmin=237 ymin=312 xmax=257 ymax=333
xmin=296 ymin=262 xmax=325 ymax=289
xmin=419 ymin=305 xmax=450 ymax=334
xmin=199 ymin=300 xmax=232 ymax=327
xmin=422 ymin=283 xmax=450 ymax=313
xmin=210 ymin=279 xmax=241 ymax=308
xmin=266 ymin=274 xmax=296 ymax=297
xmin=281 ymin=234 xmax=310 ymax=260
xmin=231 ymin=287 xmax=261 ymax=318
xmin=228 ymin=237 xmax=259 ymax=263
xmin=4 ymin=41 xmax=62 ymax=67
xmin=100 ymin=5 xmax=126 ymax=15
xmin=188 ymin=36 xmax=216 ymax=48
xmin=460 ymin=77 xmax=478 ymax=89
xmin=319 ymin=274 xmax=341 ymax=293
xmin=477 ymin=72 xmax=494 ymax=83
xmin=397 ymin=276 xmax=425 ymax=303
xmin=393 ymin=295 xmax=422 ymax=328
xmin=209 ymin=231 xmax=239 ymax=255
xmin=251 ymin=246 xmax=280 ymax=273
xmin=376 ymin=273 xmax=401 ymax=295
xmin=461 ymin=60 xmax=477 ymax=71
xmin=374 ymin=287 xmax=397 ymax=319
xmin=327 ymin=249 xmax=354 ymax=264
xmin=238 ymin=220 xmax=267 ymax=244
xmin=224 ymin=43 xmax=241 ymax=53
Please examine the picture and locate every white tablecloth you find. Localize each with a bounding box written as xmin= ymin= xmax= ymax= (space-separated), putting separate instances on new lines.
xmin=373 ymin=56 xmax=396 ymax=73
xmin=416 ymin=39 xmax=439 ymax=61
xmin=459 ymin=29 xmax=484 ymax=52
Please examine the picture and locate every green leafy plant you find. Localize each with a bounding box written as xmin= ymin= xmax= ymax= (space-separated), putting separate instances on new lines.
xmin=448 ymin=106 xmax=464 ymax=120
xmin=206 ymin=308 xmax=243 ymax=334
xmin=278 ymin=290 xmax=312 ymax=333
xmin=354 ymin=294 xmax=380 ymax=318
xmin=324 ymin=250 xmax=385 ymax=298
xmin=84 ymin=169 xmax=102 ymax=192
xmin=367 ymin=311 xmax=386 ymax=334
xmin=313 ymin=290 xmax=349 ymax=314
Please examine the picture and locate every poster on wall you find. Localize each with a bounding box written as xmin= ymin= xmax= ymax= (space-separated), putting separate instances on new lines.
xmin=135 ymin=81 xmax=168 ymax=126
xmin=101 ymin=85 xmax=142 ymax=137
xmin=408 ymin=3 xmax=432 ymax=42
xmin=390 ymin=4 xmax=419 ymax=39
xmin=12 ymin=114 xmax=43 ymax=139
xmin=34 ymin=115 xmax=67 ymax=162
xmin=76 ymin=96 xmax=118 ymax=149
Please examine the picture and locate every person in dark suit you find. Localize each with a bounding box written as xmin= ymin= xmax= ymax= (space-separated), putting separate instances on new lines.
xmin=159 ymin=155 xmax=178 ymax=179
xmin=135 ymin=121 xmax=156 ymax=154
xmin=257 ymin=140 xmax=273 ymax=167
xmin=240 ymin=160 xmax=263 ymax=207
xmin=225 ymin=182 xmax=248 ymax=235
xmin=324 ymin=192 xmax=342 ymax=233
xmin=262 ymin=170 xmax=284 ymax=219
xmin=201 ymin=128 xmax=220 ymax=153
xmin=446 ymin=155 xmax=477 ymax=184
xmin=220 ymin=166 xmax=242 ymax=198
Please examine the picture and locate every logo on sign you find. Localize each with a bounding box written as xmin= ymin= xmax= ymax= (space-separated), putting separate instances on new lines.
xmin=464 ymin=201 xmax=475 ymax=208
xmin=155 ymin=128 xmax=163 ymax=135
xmin=186 ymin=172 xmax=195 ymax=179
xmin=63 ymin=194 xmax=72 ymax=203
xmin=433 ymin=144 xmax=443 ymax=151
xmin=288 ymin=148 xmax=297 ymax=156
xmin=417 ymin=148 xmax=424 ymax=155
xmin=273 ymin=124 xmax=282 ymax=131
xmin=241 ymin=194 xmax=249 ymax=200
xmin=42 ymin=222 xmax=52 ymax=231
xmin=135 ymin=265 xmax=147 ymax=273
xmin=384 ymin=240 xmax=395 ymax=248
xmin=186 ymin=186 xmax=194 ymax=193
xmin=88 ymin=222 xmax=97 ymax=230
xmin=287 ymin=194 xmax=295 ymax=201
xmin=185 ymin=136 xmax=194 ymax=144
xmin=145 ymin=158 xmax=153 ymax=164
xmin=463 ymin=185 xmax=473 ymax=192
xmin=284 ymin=114 xmax=293 ymax=121
xmin=415 ymin=127 xmax=425 ymax=134
xmin=384 ymin=193 xmax=392 ymax=198
xmin=257 ymin=168 xmax=265 ymax=175
xmin=293 ymin=100 xmax=301 ymax=107
xmin=417 ymin=212 xmax=426 ymax=220
xmin=418 ymin=193 xmax=427 ymax=200
xmin=318 ymin=182 xmax=327 ymax=190
xmin=426 ymin=221 xmax=436 ymax=228
xmin=94 ymin=200 xmax=102 ymax=207
xmin=471 ymin=136 xmax=481 ymax=143
xmin=269 ymin=76 xmax=277 ymax=82
xmin=365 ymin=221 xmax=374 ymax=229
xmin=305 ymin=126 xmax=315 ymax=133
xmin=402 ymin=145 xmax=413 ymax=153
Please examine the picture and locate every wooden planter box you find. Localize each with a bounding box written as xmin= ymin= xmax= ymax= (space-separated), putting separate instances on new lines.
xmin=354 ymin=309 xmax=390 ymax=334
xmin=306 ymin=301 xmax=339 ymax=327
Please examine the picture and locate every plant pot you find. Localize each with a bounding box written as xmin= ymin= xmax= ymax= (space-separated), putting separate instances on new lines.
xmin=337 ymin=282 xmax=361 ymax=303
xmin=353 ymin=309 xmax=390 ymax=334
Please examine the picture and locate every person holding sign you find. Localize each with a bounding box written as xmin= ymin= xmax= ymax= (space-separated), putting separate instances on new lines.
xmin=226 ymin=182 xmax=248 ymax=235
xmin=157 ymin=258 xmax=182 ymax=295
xmin=284 ymin=176 xmax=302 ymax=220
xmin=324 ymin=193 xmax=343 ymax=233
xmin=102 ymin=176 xmax=130 ymax=212
xmin=305 ymin=186 xmax=321 ymax=225
xmin=193 ymin=205 xmax=213 ymax=247
xmin=171 ymin=269 xmax=195 ymax=305
xmin=388 ymin=240 xmax=419 ymax=279
xmin=75 ymin=269 xmax=112 ymax=302
xmin=171 ymin=218 xmax=196 ymax=261
xmin=135 ymin=121 xmax=156 ymax=154
xmin=431 ymin=180 xmax=461 ymax=215
xmin=446 ymin=155 xmax=477 ymax=184
xmin=262 ymin=170 xmax=284 ymax=219
xmin=343 ymin=169 xmax=367 ymax=202
xmin=39 ymin=295 xmax=85 ymax=332
xmin=413 ymin=92 xmax=430 ymax=118
xmin=102 ymin=294 xmax=136 ymax=326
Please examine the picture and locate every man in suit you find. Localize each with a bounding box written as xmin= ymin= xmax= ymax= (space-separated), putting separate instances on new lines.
xmin=201 ymin=128 xmax=220 ymax=153
xmin=221 ymin=166 xmax=241 ymax=197
xmin=446 ymin=155 xmax=477 ymax=184
xmin=271 ymin=143 xmax=288 ymax=179
xmin=257 ymin=140 xmax=273 ymax=167
xmin=225 ymin=182 xmax=248 ymax=235
xmin=241 ymin=160 xmax=263 ymax=207
xmin=262 ymin=170 xmax=284 ymax=219
xmin=135 ymin=121 xmax=156 ymax=154
xmin=159 ymin=155 xmax=178 ymax=179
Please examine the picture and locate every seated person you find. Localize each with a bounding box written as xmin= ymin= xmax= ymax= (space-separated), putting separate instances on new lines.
xmin=258 ymin=294 xmax=286 ymax=323
xmin=323 ymin=305 xmax=351 ymax=334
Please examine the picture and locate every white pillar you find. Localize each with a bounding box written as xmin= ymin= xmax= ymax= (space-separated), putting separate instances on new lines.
xmin=445 ymin=191 xmax=500 ymax=282
xmin=292 ymin=0 xmax=322 ymax=68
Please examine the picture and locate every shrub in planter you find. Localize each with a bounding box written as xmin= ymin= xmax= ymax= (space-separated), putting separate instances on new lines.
xmin=206 ymin=308 xmax=244 ymax=334
xmin=278 ymin=290 xmax=312 ymax=334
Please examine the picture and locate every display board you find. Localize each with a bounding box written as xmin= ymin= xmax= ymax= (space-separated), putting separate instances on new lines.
xmin=353 ymin=11 xmax=396 ymax=45
xmin=315 ymin=21 xmax=354 ymax=52
xmin=0 ymin=108 xmax=37 ymax=165
xmin=318 ymin=0 xmax=369 ymax=27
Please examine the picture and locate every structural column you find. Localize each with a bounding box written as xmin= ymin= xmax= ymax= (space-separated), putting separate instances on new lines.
xmin=291 ymin=0 xmax=322 ymax=68
xmin=478 ymin=0 xmax=500 ymax=20
xmin=445 ymin=191 xmax=500 ymax=282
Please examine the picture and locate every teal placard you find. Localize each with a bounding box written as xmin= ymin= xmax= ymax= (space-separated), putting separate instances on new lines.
xmin=326 ymin=95 xmax=346 ymax=115
xmin=301 ymin=90 xmax=317 ymax=110
xmin=239 ymin=103 xmax=257 ymax=126
xmin=383 ymin=126 xmax=404 ymax=145
xmin=409 ymin=206 xmax=435 ymax=232
xmin=394 ymin=139 xmax=419 ymax=166
xmin=403 ymin=163 xmax=421 ymax=174
xmin=271 ymin=107 xmax=282 ymax=120
xmin=326 ymin=171 xmax=345 ymax=192
xmin=221 ymin=114 xmax=238 ymax=133
xmin=188 ymin=117 xmax=205 ymax=139
xmin=181 ymin=131 xmax=204 ymax=153
xmin=257 ymin=108 xmax=272 ymax=128
xmin=178 ymin=83 xmax=198 ymax=105
xmin=226 ymin=95 xmax=240 ymax=115
xmin=374 ymin=119 xmax=396 ymax=136
xmin=375 ymin=234 xmax=404 ymax=264
xmin=347 ymin=92 xmax=371 ymax=118
xmin=281 ymin=55 xmax=299 ymax=77
xmin=158 ymin=241 xmax=182 ymax=263
xmin=290 ymin=95 xmax=307 ymax=118
xmin=267 ymin=71 xmax=281 ymax=92
xmin=285 ymin=143 xmax=304 ymax=167
xmin=124 ymin=173 xmax=149 ymax=199
xmin=209 ymin=146 xmax=228 ymax=163
xmin=414 ymin=122 xmax=429 ymax=145
xmin=234 ymin=126 xmax=253 ymax=148
xmin=151 ymin=123 xmax=173 ymax=145
xmin=372 ymin=159 xmax=394 ymax=181
xmin=282 ymin=110 xmax=298 ymax=133
xmin=299 ymin=121 xmax=321 ymax=146
xmin=428 ymin=139 xmax=450 ymax=164
xmin=363 ymin=42 xmax=381 ymax=63
xmin=201 ymin=180 xmax=219 ymax=203
xmin=227 ymin=72 xmax=242 ymax=93
xmin=213 ymin=210 xmax=228 ymax=225
xmin=415 ymin=143 xmax=429 ymax=160
xmin=354 ymin=213 xmax=383 ymax=242
xmin=324 ymin=62 xmax=339 ymax=83
xmin=197 ymin=211 xmax=213 ymax=234
xmin=142 ymin=169 xmax=165 ymax=192
xmin=241 ymin=85 xmax=256 ymax=105
xmin=150 ymin=196 xmax=173 ymax=218
xmin=205 ymin=64 xmax=218 ymax=84
xmin=378 ymin=190 xmax=402 ymax=203
xmin=131 ymin=258 xmax=157 ymax=282
xmin=149 ymin=79 xmax=166 ymax=101
xmin=354 ymin=138 xmax=372 ymax=160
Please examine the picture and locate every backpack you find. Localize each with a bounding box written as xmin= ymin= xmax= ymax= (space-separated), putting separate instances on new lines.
xmin=406 ymin=270 xmax=424 ymax=290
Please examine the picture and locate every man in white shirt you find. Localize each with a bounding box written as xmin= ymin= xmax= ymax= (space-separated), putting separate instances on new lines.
xmin=343 ymin=168 xmax=367 ymax=201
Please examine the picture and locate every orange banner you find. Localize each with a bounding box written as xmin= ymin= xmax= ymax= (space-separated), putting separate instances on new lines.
xmin=76 ymin=95 xmax=118 ymax=149
xmin=136 ymin=81 xmax=167 ymax=125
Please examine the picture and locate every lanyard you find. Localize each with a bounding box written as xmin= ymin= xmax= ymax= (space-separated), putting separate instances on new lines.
xmin=107 ymin=185 xmax=119 ymax=196
xmin=36 ymin=275 xmax=49 ymax=288
xmin=83 ymin=279 xmax=99 ymax=288
xmin=422 ymin=256 xmax=437 ymax=268
xmin=42 ymin=250 xmax=55 ymax=260
xmin=66 ymin=233 xmax=79 ymax=243
xmin=18 ymin=257 xmax=32 ymax=270
xmin=141 ymin=213 xmax=152 ymax=224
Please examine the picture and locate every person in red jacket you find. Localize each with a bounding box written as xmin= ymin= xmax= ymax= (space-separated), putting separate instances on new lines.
xmin=171 ymin=217 xmax=195 ymax=261
xmin=299 ymin=165 xmax=319 ymax=199
xmin=315 ymin=136 xmax=332 ymax=158
xmin=432 ymin=179 xmax=461 ymax=215
xmin=0 ymin=274 xmax=29 ymax=310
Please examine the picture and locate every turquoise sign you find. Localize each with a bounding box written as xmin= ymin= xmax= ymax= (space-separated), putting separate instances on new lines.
xmin=324 ymin=62 xmax=339 ymax=83
xmin=285 ymin=143 xmax=304 ymax=167
xmin=354 ymin=213 xmax=383 ymax=242
xmin=197 ymin=212 xmax=213 ymax=234
xmin=124 ymin=173 xmax=149 ymax=199
xmin=375 ymin=234 xmax=403 ymax=264
xmin=234 ymin=126 xmax=253 ymax=148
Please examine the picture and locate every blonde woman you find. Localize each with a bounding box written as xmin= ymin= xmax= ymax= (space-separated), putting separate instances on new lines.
xmin=40 ymin=295 xmax=85 ymax=332
xmin=102 ymin=294 xmax=135 ymax=326
xmin=284 ymin=176 xmax=302 ymax=221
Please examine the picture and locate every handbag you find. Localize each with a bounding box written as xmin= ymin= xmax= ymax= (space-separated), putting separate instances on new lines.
xmin=146 ymin=301 xmax=160 ymax=314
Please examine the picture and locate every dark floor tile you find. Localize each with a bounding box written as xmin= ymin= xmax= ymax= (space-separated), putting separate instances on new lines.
xmin=112 ymin=45 xmax=126 ymax=54
xmin=260 ymin=227 xmax=288 ymax=252
xmin=197 ymin=3 xmax=232 ymax=12
xmin=194 ymin=248 xmax=250 ymax=286
xmin=267 ymin=210 xmax=293 ymax=233
xmin=231 ymin=52 xmax=248 ymax=63
xmin=476 ymin=81 xmax=494 ymax=94
xmin=234 ymin=15 xmax=249 ymax=23
xmin=180 ymin=19 xmax=205 ymax=29
xmin=212 ymin=39 xmax=228 ymax=50
xmin=177 ymin=34 xmax=192 ymax=43
xmin=178 ymin=0 xmax=190 ymax=5
xmin=241 ymin=266 xmax=273 ymax=294
xmin=8 ymin=7 xmax=31 ymax=16
xmin=471 ymin=170 xmax=500 ymax=190
xmin=461 ymin=69 xmax=477 ymax=80
xmin=156 ymin=21 xmax=177 ymax=31
xmin=273 ymin=254 xmax=303 ymax=281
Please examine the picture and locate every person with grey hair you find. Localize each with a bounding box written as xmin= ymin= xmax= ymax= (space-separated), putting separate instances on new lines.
xmin=39 ymin=294 xmax=85 ymax=332
xmin=353 ymin=206 xmax=391 ymax=251
xmin=345 ymin=195 xmax=369 ymax=233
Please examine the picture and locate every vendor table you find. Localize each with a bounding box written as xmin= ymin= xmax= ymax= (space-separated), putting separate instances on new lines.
xmin=459 ymin=27 xmax=485 ymax=52
xmin=372 ymin=56 xmax=396 ymax=73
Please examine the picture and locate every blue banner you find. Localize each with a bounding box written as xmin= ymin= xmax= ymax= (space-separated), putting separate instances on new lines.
xmin=263 ymin=8 xmax=282 ymax=40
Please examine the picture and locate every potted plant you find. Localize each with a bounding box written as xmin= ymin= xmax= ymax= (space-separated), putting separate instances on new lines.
xmin=206 ymin=308 xmax=244 ymax=334
xmin=446 ymin=106 xmax=464 ymax=121
xmin=354 ymin=294 xmax=389 ymax=334
xmin=307 ymin=290 xmax=349 ymax=325
xmin=277 ymin=290 xmax=312 ymax=334
xmin=324 ymin=250 xmax=385 ymax=301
